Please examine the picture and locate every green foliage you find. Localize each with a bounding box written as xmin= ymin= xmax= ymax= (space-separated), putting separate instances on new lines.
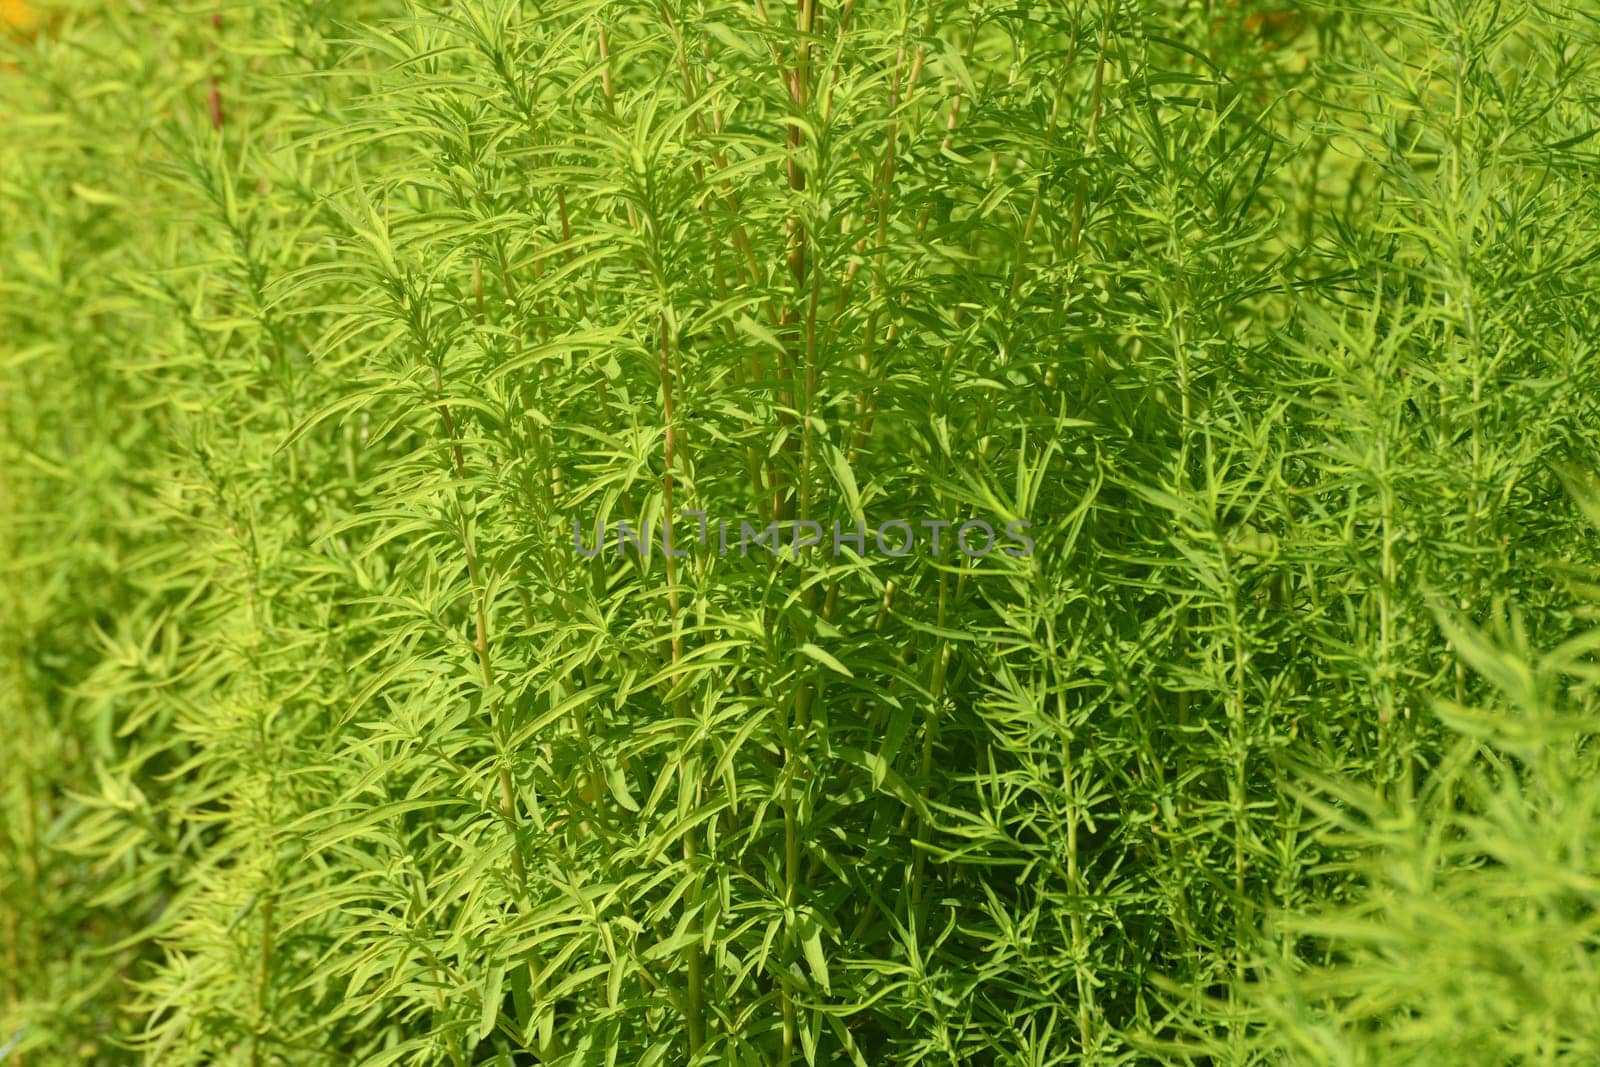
xmin=3 ymin=1 xmax=1600 ymax=1063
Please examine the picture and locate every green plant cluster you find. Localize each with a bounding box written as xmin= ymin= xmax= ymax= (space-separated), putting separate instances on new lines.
xmin=4 ymin=1 xmax=1600 ymax=1063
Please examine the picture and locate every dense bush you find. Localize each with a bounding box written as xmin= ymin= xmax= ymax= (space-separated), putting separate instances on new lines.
xmin=3 ymin=1 xmax=1600 ymax=1063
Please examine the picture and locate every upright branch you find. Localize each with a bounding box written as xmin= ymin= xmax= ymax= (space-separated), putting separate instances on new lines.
xmin=846 ymin=14 xmax=931 ymax=465
xmin=207 ymin=12 xmax=224 ymax=130
xmin=756 ymin=0 xmax=818 ymax=523
xmin=655 ymin=308 xmax=705 ymax=1057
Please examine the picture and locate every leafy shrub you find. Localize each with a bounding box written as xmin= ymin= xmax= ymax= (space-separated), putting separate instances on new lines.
xmin=3 ymin=1 xmax=1599 ymax=1063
